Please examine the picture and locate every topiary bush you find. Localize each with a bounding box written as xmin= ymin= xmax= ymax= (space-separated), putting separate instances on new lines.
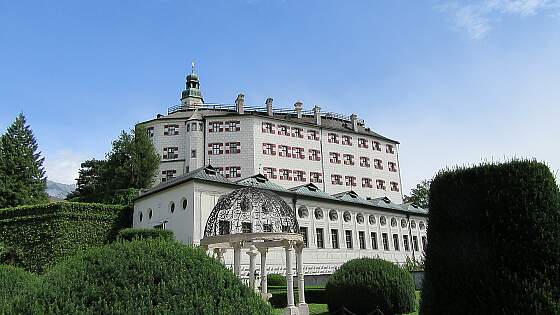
xmin=421 ymin=160 xmax=560 ymax=314
xmin=117 ymin=228 xmax=174 ymax=241
xmin=267 ymin=273 xmax=287 ymax=286
xmin=10 ymin=239 xmax=274 ymax=314
xmin=0 ymin=265 xmax=40 ymax=312
xmin=326 ymin=258 xmax=416 ymax=315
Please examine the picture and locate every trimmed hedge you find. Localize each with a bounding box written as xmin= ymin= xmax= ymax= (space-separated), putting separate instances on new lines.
xmin=0 ymin=202 xmax=131 ymax=273
xmin=9 ymin=239 xmax=274 ymax=314
xmin=117 ymin=228 xmax=174 ymax=241
xmin=0 ymin=265 xmax=40 ymax=312
xmin=267 ymin=273 xmax=287 ymax=286
xmin=421 ymin=160 xmax=560 ymax=314
xmin=326 ymin=258 xmax=416 ymax=315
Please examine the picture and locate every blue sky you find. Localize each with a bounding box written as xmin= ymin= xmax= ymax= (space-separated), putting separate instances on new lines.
xmin=1 ymin=0 xmax=559 ymax=193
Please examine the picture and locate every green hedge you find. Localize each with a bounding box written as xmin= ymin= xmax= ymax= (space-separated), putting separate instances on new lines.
xmin=420 ymin=160 xmax=560 ymax=314
xmin=267 ymin=273 xmax=287 ymax=287
xmin=0 ymin=265 xmax=40 ymax=312
xmin=326 ymin=258 xmax=416 ymax=315
xmin=9 ymin=239 xmax=273 ymax=314
xmin=117 ymin=228 xmax=174 ymax=241
xmin=0 ymin=202 xmax=131 ymax=273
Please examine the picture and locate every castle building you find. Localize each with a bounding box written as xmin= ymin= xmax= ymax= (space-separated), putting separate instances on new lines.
xmin=134 ymin=70 xmax=428 ymax=280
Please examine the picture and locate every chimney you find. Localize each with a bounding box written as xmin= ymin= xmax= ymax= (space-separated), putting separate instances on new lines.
xmin=313 ymin=105 xmax=321 ymax=125
xmin=235 ymin=94 xmax=245 ymax=114
xmin=266 ymin=98 xmax=273 ymax=116
xmin=294 ymin=102 xmax=303 ymax=119
xmin=350 ymin=113 xmax=359 ymax=131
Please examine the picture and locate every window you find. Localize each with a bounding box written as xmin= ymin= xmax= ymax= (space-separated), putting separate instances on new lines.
xmin=345 ymin=176 xmax=356 ymax=187
xmin=182 ymin=198 xmax=188 ymax=210
xmin=309 ymin=149 xmax=321 ymax=161
xmin=403 ymin=235 xmax=410 ymax=251
xmin=300 ymin=227 xmax=308 ymax=247
xmin=310 ymin=172 xmax=323 ymax=183
xmin=208 ymin=143 xmax=223 ymax=155
xmin=219 ymin=220 xmax=230 ymax=235
xmin=225 ymin=166 xmax=241 ymax=178
xmin=331 ymin=174 xmax=342 ymax=185
xmin=358 ymin=138 xmax=368 ymax=148
xmin=209 ymin=121 xmax=223 ymax=132
xmin=308 ymin=130 xmax=320 ymax=141
xmin=419 ymin=221 xmax=426 ymax=230
xmin=388 ymin=162 xmax=397 ymax=172
xmin=164 ymin=124 xmax=179 ymax=135
xmin=148 ymin=209 xmax=153 ymax=219
xmin=278 ymin=125 xmax=290 ymax=136
xmin=276 ymin=145 xmax=289 ymax=157
xmin=343 ymin=211 xmax=351 ymax=222
xmin=329 ymin=210 xmax=338 ymax=221
xmin=374 ymin=159 xmax=383 ymax=170
xmin=371 ymin=232 xmax=378 ymax=250
xmin=329 ymin=152 xmax=341 ymax=164
xmin=314 ymin=208 xmax=323 ymax=220
xmin=413 ymin=236 xmax=419 ymax=251
xmin=262 ymin=143 xmax=275 ymax=155
xmin=139 ymin=211 xmax=143 ymax=222
xmin=376 ymin=179 xmax=386 ymax=190
xmin=343 ymin=154 xmax=354 ymax=165
xmin=226 ymin=142 xmax=241 ymax=154
xmin=263 ymin=167 xmax=277 ymax=179
xmin=169 ymin=202 xmax=175 ymax=213
xmin=393 ymin=234 xmax=400 ymax=251
xmin=342 ymin=135 xmax=352 ymax=146
xmin=163 ymin=147 xmax=179 ymax=159
xmin=411 ymin=220 xmax=416 ymax=229
xmin=190 ymin=150 xmax=197 ymax=158
xmin=279 ymin=169 xmax=292 ymax=180
xmin=386 ymin=144 xmax=395 ymax=154
xmin=345 ymin=230 xmax=353 ymax=249
xmin=316 ymin=228 xmax=324 ymax=248
xmin=242 ymin=222 xmax=252 ymax=233
xmin=292 ymin=147 xmax=305 ymax=159
xmin=391 ymin=182 xmax=400 ymax=192
xmin=294 ymin=170 xmax=306 ymax=182
xmin=422 ymin=236 xmax=428 ymax=251
xmin=328 ymin=133 xmax=339 ymax=144
xmin=358 ymin=231 xmax=366 ymax=249
xmin=382 ymin=233 xmax=389 ymax=250
xmin=331 ymin=229 xmax=339 ymax=249
xmin=373 ymin=141 xmax=381 ymax=151
xmin=263 ymin=224 xmax=273 ymax=232
xmin=225 ymin=120 xmax=240 ymax=132
xmin=147 ymin=127 xmax=154 ymax=138
xmin=292 ymin=127 xmax=303 ymax=138
xmin=362 ymin=178 xmax=372 ymax=188
xmin=360 ymin=157 xmax=370 ymax=167
xmin=262 ymin=122 xmax=275 ymax=134
xmin=161 ymin=169 xmax=176 ymax=182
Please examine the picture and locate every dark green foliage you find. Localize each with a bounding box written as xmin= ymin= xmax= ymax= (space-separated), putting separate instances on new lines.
xmin=326 ymin=258 xmax=416 ymax=315
xmin=10 ymin=239 xmax=274 ymax=314
xmin=68 ymin=125 xmax=158 ymax=205
xmin=267 ymin=273 xmax=287 ymax=286
xmin=269 ymin=286 xmax=327 ymax=308
xmin=117 ymin=228 xmax=174 ymax=241
xmin=0 ymin=202 xmax=131 ymax=273
xmin=0 ymin=242 xmax=24 ymax=267
xmin=404 ymin=179 xmax=431 ymax=208
xmin=420 ymin=160 xmax=560 ymax=315
xmin=0 ymin=113 xmax=48 ymax=208
xmin=0 ymin=265 xmax=40 ymax=312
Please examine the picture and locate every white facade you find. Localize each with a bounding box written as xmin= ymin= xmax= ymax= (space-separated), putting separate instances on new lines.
xmin=133 ymin=168 xmax=428 ymax=278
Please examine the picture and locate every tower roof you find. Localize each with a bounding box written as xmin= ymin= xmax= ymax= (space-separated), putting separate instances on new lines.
xmin=181 ymin=63 xmax=203 ymax=103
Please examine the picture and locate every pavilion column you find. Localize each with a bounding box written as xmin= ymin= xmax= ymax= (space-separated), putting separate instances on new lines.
xmin=232 ymin=242 xmax=242 ymax=277
xmin=283 ymin=241 xmax=298 ymax=315
xmin=258 ymin=247 xmax=270 ymax=299
xmin=295 ymin=244 xmax=309 ymax=315
xmin=214 ymin=248 xmax=226 ymax=264
xmin=247 ymin=245 xmax=258 ymax=291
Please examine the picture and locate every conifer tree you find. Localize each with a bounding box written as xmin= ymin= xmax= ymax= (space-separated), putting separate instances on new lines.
xmin=0 ymin=113 xmax=48 ymax=208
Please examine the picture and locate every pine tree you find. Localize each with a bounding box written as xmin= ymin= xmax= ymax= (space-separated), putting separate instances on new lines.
xmin=0 ymin=113 xmax=48 ymax=208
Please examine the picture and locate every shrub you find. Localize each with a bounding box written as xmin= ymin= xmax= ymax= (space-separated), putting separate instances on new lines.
xmin=0 ymin=202 xmax=131 ymax=273
xmin=0 ymin=242 xmax=24 ymax=267
xmin=421 ymin=160 xmax=560 ymax=314
xmin=267 ymin=273 xmax=287 ymax=286
xmin=0 ymin=265 xmax=40 ymax=312
xmin=326 ymin=258 xmax=416 ymax=315
xmin=11 ymin=239 xmax=273 ymax=314
xmin=117 ymin=228 xmax=174 ymax=241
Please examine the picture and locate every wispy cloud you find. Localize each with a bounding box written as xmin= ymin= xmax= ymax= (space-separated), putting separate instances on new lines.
xmin=44 ymin=149 xmax=87 ymax=184
xmin=439 ymin=0 xmax=559 ymax=39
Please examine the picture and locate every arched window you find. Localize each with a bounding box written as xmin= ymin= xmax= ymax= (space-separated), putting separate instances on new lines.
xmin=369 ymin=215 xmax=376 ymax=225
xmin=401 ymin=219 xmax=407 ymax=228
xmin=329 ymin=210 xmax=338 ymax=221
xmin=170 ymin=202 xmax=175 ymax=213
xmin=148 ymin=209 xmax=153 ymax=219
xmin=343 ymin=211 xmax=351 ymax=223
xmin=314 ymin=208 xmax=324 ymax=220
xmin=298 ymin=206 xmax=309 ymax=219
xmin=356 ymin=213 xmax=364 ymax=224
xmin=380 ymin=216 xmax=386 ymax=226
xmin=139 ymin=211 xmax=143 ymax=222
xmin=391 ymin=218 xmax=397 ymax=227
xmin=182 ymin=197 xmax=188 ymax=210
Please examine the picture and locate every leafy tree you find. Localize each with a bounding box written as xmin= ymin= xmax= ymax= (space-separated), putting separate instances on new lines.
xmin=66 ymin=159 xmax=108 ymax=202
xmin=0 ymin=113 xmax=48 ymax=208
xmin=404 ymin=179 xmax=431 ymax=208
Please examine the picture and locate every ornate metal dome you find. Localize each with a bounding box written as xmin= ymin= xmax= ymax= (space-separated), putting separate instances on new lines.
xmin=204 ymin=187 xmax=299 ymax=237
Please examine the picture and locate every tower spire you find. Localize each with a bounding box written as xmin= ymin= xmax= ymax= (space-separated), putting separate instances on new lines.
xmin=180 ymin=61 xmax=204 ymax=107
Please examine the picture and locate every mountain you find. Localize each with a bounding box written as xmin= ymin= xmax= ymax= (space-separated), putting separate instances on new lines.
xmin=46 ymin=180 xmax=76 ymax=199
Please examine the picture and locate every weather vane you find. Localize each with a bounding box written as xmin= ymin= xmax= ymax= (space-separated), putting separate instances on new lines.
xmin=191 ymin=61 xmax=195 ymax=73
